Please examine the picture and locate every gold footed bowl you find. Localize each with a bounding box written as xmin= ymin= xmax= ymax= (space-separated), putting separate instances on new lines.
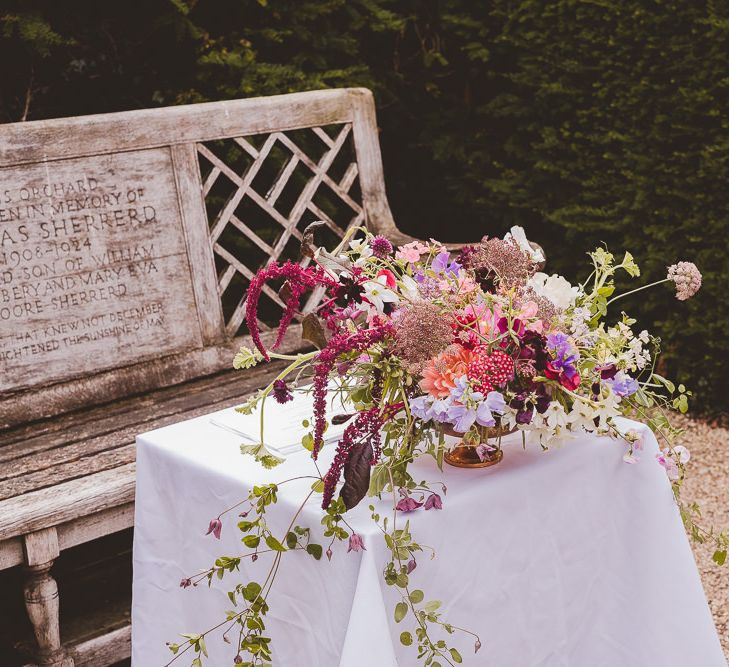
xmin=440 ymin=423 xmax=516 ymax=469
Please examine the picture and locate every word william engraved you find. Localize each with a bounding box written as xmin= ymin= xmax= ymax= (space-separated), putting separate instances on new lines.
xmin=0 ymin=148 xmax=201 ymax=391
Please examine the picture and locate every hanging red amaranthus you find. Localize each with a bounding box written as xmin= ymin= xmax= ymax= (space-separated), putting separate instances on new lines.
xmin=321 ymin=401 xmax=404 ymax=509
xmin=244 ymin=261 xmax=337 ymax=360
xmin=311 ymin=324 xmax=393 ymax=458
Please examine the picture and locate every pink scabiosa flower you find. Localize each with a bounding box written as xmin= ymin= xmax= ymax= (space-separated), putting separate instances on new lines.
xmin=667 ymin=262 xmax=702 ymax=300
xmin=369 ymin=235 xmax=393 ymax=258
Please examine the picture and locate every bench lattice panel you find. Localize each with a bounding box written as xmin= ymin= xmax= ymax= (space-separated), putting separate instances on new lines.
xmin=197 ymin=123 xmax=364 ymax=337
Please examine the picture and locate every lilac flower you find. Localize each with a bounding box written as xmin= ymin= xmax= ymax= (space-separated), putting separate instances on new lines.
xmin=424 ymin=493 xmax=443 ymax=510
xmin=446 ymin=379 xmax=507 ymax=432
xmin=605 ymin=371 xmax=639 ymax=398
xmin=348 ymin=533 xmax=366 ymax=553
xmin=272 ymin=379 xmax=293 ymax=404
xmin=410 ymin=395 xmax=451 ymax=423
xmin=431 ymin=249 xmax=462 ymax=276
xmin=206 ymin=518 xmax=222 ymax=540
xmin=396 ymin=497 xmax=423 ymax=512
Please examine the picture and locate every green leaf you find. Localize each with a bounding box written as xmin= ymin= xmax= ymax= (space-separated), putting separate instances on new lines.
xmin=400 ymin=631 xmax=413 ymax=646
xmin=306 ymin=543 xmax=323 ymax=560
xmin=285 ymin=532 xmax=298 ymax=549
xmin=394 ymin=601 xmax=408 ymax=623
xmin=424 ymin=600 xmax=441 ymax=612
xmin=409 ymin=589 xmax=424 ymax=604
xmin=301 ymin=433 xmax=314 ymax=452
xmin=265 ymin=535 xmax=286 ymax=552
xmin=311 ymin=479 xmax=325 ymax=493
xmin=243 ymin=581 xmax=262 ymax=602
xmin=712 ymin=549 xmax=727 ymax=566
xmin=450 ymin=648 xmax=463 ymax=663
xmin=243 ymin=535 xmax=260 ymax=548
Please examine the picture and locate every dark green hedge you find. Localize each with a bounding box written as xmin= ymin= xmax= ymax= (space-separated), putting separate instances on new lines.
xmin=2 ymin=1 xmax=728 ymax=414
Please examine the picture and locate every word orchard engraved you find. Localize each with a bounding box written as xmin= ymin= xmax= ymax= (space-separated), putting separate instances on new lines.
xmin=0 ymin=148 xmax=201 ymax=390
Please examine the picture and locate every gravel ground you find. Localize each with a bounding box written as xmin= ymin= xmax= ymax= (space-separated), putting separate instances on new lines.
xmin=677 ymin=416 xmax=729 ymax=660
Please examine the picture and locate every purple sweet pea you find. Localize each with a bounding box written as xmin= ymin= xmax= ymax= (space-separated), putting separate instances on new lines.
xmin=605 ymin=371 xmax=639 ymax=398
xmin=396 ymin=497 xmax=423 ymax=512
xmin=431 ymin=249 xmax=462 ymax=276
xmin=424 ymin=493 xmax=443 ymax=510
xmin=205 ymin=518 xmax=222 ymax=540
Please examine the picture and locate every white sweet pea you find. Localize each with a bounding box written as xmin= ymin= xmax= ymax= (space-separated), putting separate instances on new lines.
xmin=567 ymin=399 xmax=599 ymax=433
xmin=504 ymin=225 xmax=545 ymax=263
xmin=363 ymin=275 xmax=399 ymax=314
xmin=673 ymin=445 xmax=691 ymax=464
xmin=348 ymin=237 xmax=373 ymax=266
xmin=527 ymin=272 xmax=581 ymax=311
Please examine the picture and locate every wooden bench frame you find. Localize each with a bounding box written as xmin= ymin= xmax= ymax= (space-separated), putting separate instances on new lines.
xmin=0 ymin=88 xmax=432 ymax=666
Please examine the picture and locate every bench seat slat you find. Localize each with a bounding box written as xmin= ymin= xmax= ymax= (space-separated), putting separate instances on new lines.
xmin=0 ymin=362 xmax=287 ymax=502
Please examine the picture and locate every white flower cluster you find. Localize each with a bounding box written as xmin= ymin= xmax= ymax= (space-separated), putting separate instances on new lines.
xmin=523 ymin=391 xmax=622 ymax=448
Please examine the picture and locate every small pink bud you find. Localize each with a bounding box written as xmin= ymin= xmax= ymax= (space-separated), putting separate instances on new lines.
xmin=406 ymin=558 xmax=417 ymax=574
xmin=347 ymin=533 xmax=366 ymax=553
xmin=326 ymin=547 xmax=333 ymax=561
xmin=475 ymin=639 xmax=482 ymax=653
xmin=206 ymin=518 xmax=222 ymax=540
xmin=424 ymin=493 xmax=442 ymax=510
xmin=396 ymin=497 xmax=423 ymax=513
xmin=251 ymin=553 xmax=258 ymax=562
xmin=179 ymin=578 xmax=192 ymax=588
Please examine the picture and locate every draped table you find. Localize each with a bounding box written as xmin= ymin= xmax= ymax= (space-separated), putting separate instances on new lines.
xmin=132 ymin=394 xmax=726 ymax=667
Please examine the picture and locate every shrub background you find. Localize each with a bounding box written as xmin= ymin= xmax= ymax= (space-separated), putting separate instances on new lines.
xmin=2 ymin=0 xmax=728 ymax=415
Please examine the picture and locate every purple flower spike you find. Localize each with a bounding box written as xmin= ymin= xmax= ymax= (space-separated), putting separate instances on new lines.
xmin=206 ymin=518 xmax=222 ymax=540
xmin=424 ymin=493 xmax=443 ymax=510
xmin=347 ymin=533 xmax=366 ymax=553
xmin=396 ymin=497 xmax=423 ymax=513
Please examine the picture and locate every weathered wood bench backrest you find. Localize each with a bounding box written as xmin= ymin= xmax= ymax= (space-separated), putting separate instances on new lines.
xmin=0 ymin=88 xmax=404 ymax=430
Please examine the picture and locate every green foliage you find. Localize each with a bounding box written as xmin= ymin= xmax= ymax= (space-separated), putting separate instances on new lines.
xmin=2 ymin=0 xmax=727 ymax=413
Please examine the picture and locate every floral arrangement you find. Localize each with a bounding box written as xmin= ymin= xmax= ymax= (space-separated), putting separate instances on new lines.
xmin=167 ymin=224 xmax=726 ymax=667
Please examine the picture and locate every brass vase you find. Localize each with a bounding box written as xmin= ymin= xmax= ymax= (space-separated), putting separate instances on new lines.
xmin=440 ymin=423 xmax=515 ymax=469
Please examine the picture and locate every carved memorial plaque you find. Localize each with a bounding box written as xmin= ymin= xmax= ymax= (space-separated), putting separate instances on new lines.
xmin=0 ymin=148 xmax=202 ymax=391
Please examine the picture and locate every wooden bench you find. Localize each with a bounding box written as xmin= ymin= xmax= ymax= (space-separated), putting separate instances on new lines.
xmin=0 ymin=88 xmax=437 ymax=666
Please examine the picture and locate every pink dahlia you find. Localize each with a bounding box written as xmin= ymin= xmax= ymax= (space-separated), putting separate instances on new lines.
xmin=420 ymin=345 xmax=474 ymax=398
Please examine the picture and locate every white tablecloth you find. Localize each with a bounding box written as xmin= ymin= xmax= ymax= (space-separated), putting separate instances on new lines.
xmin=132 ymin=398 xmax=726 ymax=667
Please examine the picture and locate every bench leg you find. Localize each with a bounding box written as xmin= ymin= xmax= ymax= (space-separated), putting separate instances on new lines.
xmin=22 ymin=528 xmax=73 ymax=667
